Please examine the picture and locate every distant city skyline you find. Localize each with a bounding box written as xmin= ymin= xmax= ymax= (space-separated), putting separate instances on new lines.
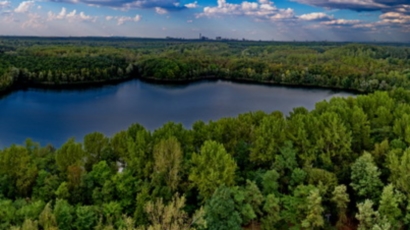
xmin=0 ymin=0 xmax=409 ymax=42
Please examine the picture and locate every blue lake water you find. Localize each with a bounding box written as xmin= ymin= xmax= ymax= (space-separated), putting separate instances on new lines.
xmin=0 ymin=79 xmax=353 ymax=148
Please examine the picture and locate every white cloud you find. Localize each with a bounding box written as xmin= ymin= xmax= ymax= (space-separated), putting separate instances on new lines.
xmin=321 ymin=19 xmax=361 ymax=25
xmin=185 ymin=1 xmax=198 ymax=8
xmin=380 ymin=11 xmax=410 ymax=24
xmin=106 ymin=14 xmax=142 ymax=25
xmin=299 ymin=12 xmax=333 ymax=21
xmin=155 ymin=7 xmax=168 ymax=14
xmin=22 ymin=13 xmax=46 ymax=29
xmin=196 ymin=0 xmax=295 ymax=21
xmin=0 ymin=1 xmax=10 ymax=9
xmin=48 ymin=8 xmax=96 ymax=22
xmin=14 ymin=1 xmax=35 ymax=13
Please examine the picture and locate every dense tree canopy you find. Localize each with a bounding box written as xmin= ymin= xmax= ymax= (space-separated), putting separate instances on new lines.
xmin=1 ymin=37 xmax=410 ymax=229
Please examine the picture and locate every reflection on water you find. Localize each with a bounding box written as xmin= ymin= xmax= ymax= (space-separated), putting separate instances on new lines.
xmin=0 ymin=79 xmax=354 ymax=148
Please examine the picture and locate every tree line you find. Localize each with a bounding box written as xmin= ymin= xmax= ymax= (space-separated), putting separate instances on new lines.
xmin=1 ymin=38 xmax=410 ymax=94
xmin=2 ymin=88 xmax=410 ymax=229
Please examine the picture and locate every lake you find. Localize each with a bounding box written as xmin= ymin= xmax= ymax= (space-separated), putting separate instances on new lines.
xmin=0 ymin=79 xmax=354 ymax=148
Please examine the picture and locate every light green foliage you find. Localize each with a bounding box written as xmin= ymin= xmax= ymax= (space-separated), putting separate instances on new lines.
xmin=125 ymin=124 xmax=153 ymax=179
xmin=205 ymin=185 xmax=242 ymax=230
xmin=103 ymin=202 xmax=123 ymax=226
xmin=152 ymin=136 xmax=182 ymax=191
xmin=393 ymin=114 xmax=410 ymax=145
xmin=39 ymin=202 xmax=58 ymax=230
xmin=244 ymin=180 xmax=264 ymax=218
xmin=16 ymin=200 xmax=45 ymax=224
xmin=378 ymin=184 xmax=402 ymax=229
xmin=189 ymin=140 xmax=237 ymax=199
xmin=356 ymin=199 xmax=394 ymax=230
xmin=74 ymin=206 xmax=98 ymax=230
xmin=83 ymin=132 xmax=111 ymax=171
xmin=356 ymin=200 xmax=378 ymax=230
xmin=331 ymin=185 xmax=350 ymax=228
xmin=0 ymin=199 xmax=17 ymax=228
xmin=387 ymin=148 xmax=410 ymax=196
xmin=55 ymin=138 xmax=85 ymax=173
xmin=261 ymin=194 xmax=281 ymax=230
xmin=316 ymin=112 xmax=352 ymax=174
xmin=306 ymin=168 xmax=338 ymax=200
xmin=301 ymin=189 xmax=324 ymax=229
xmin=55 ymin=182 xmax=70 ymax=200
xmin=53 ymin=199 xmax=74 ymax=230
xmin=250 ymin=114 xmax=286 ymax=164
xmin=142 ymin=194 xmax=205 ymax=230
xmin=350 ymin=152 xmax=383 ymax=201
xmin=0 ymin=145 xmax=38 ymax=197
xmin=21 ymin=219 xmax=39 ymax=230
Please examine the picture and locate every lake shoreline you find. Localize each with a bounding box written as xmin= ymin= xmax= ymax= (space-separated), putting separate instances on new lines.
xmin=0 ymin=78 xmax=354 ymax=148
xmin=0 ymin=74 xmax=363 ymax=98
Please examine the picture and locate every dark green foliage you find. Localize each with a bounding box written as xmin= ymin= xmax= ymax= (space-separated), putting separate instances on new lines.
xmin=205 ymin=185 xmax=242 ymax=230
xmin=2 ymin=38 xmax=410 ymax=229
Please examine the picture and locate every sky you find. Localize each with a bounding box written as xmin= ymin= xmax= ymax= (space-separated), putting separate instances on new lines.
xmin=0 ymin=0 xmax=409 ymax=41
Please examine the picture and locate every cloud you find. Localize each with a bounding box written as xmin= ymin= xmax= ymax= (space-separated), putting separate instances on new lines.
xmin=291 ymin=0 xmax=410 ymax=12
xmin=380 ymin=11 xmax=410 ymax=23
xmin=48 ymin=0 xmax=188 ymax=11
xmin=105 ymin=14 xmax=141 ymax=25
xmin=299 ymin=12 xmax=334 ymax=21
xmin=48 ymin=7 xmax=96 ymax=22
xmin=321 ymin=19 xmax=361 ymax=25
xmin=15 ymin=1 xmax=35 ymax=13
xmin=185 ymin=1 xmax=198 ymax=8
xmin=155 ymin=7 xmax=168 ymax=14
xmin=196 ymin=0 xmax=296 ymax=21
xmin=0 ymin=1 xmax=10 ymax=9
xmin=23 ymin=13 xmax=46 ymax=28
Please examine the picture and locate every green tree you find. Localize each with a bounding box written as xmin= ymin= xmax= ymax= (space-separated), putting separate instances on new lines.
xmin=39 ymin=203 xmax=58 ymax=230
xmin=152 ymin=136 xmax=182 ymax=191
xmin=142 ymin=194 xmax=205 ymax=230
xmin=261 ymin=194 xmax=281 ymax=230
xmin=74 ymin=206 xmax=98 ymax=230
xmin=378 ymin=184 xmax=402 ymax=229
xmin=350 ymin=152 xmax=383 ymax=201
xmin=331 ymin=185 xmax=350 ymax=228
xmin=55 ymin=138 xmax=85 ymax=174
xmin=189 ymin=140 xmax=237 ymax=199
xmin=53 ymin=199 xmax=73 ymax=230
xmin=301 ymin=189 xmax=324 ymax=229
xmin=250 ymin=114 xmax=286 ymax=165
xmin=387 ymin=148 xmax=410 ymax=196
xmin=205 ymin=185 xmax=242 ymax=230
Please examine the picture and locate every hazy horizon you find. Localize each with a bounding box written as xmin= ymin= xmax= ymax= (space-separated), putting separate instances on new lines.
xmin=1 ymin=0 xmax=410 ymax=42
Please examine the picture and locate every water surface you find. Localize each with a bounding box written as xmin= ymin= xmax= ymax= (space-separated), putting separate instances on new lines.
xmin=0 ymin=79 xmax=353 ymax=148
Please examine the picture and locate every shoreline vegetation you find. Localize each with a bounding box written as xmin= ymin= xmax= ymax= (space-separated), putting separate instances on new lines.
xmin=1 ymin=37 xmax=410 ymax=96
xmin=1 ymin=37 xmax=410 ymax=230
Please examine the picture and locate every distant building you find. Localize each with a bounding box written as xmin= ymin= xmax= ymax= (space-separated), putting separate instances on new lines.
xmin=216 ymin=36 xmax=222 ymax=40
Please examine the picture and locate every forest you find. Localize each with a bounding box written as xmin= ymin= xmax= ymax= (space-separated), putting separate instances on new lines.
xmin=1 ymin=37 xmax=410 ymax=94
xmin=1 ymin=37 xmax=410 ymax=229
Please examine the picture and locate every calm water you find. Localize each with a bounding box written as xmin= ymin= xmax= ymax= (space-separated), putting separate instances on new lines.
xmin=0 ymin=79 xmax=353 ymax=148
